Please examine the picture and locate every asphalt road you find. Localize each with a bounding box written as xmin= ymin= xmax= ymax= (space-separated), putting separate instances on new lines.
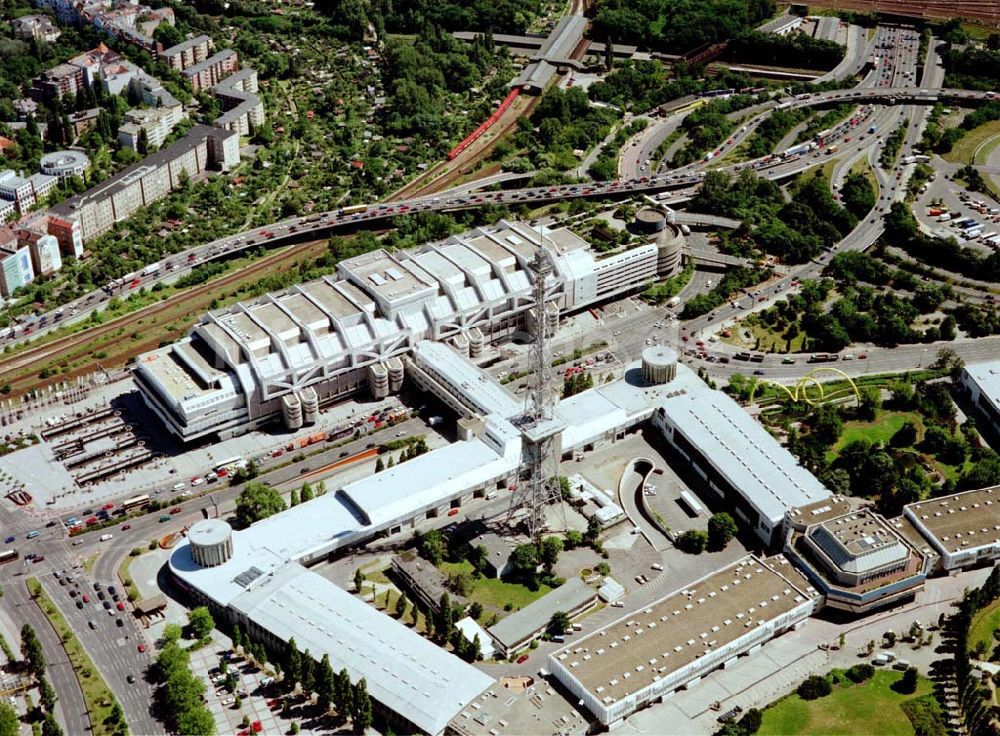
xmin=4 ymin=579 xmax=90 ymax=736
xmin=40 ymin=573 xmax=158 ymax=735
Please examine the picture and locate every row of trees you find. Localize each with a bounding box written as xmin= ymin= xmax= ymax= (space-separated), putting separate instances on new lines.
xmin=14 ymin=625 xmax=63 ymax=736
xmin=282 ymin=638 xmax=372 ymax=733
xmin=152 ymin=628 xmax=214 ymax=735
xmin=590 ymin=0 xmax=776 ymax=55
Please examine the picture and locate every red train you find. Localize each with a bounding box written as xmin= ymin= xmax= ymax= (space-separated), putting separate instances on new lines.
xmin=447 ymin=88 xmax=521 ymax=161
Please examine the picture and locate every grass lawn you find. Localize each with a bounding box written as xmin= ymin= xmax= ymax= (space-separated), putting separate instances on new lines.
xmin=759 ymin=670 xmax=934 ymax=736
xmin=440 ymin=561 xmax=552 ymax=613
xmin=27 ymin=578 xmax=121 ymax=736
xmin=943 ymin=120 xmax=1000 ymax=165
xmin=968 ymin=596 xmax=1000 ymax=656
xmin=827 ymin=411 xmax=924 ymax=462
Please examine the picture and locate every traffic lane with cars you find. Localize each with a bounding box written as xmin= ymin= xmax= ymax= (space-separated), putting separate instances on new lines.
xmin=42 ymin=573 xmax=159 ymax=733
xmin=4 ymin=84 xmax=981 ymax=346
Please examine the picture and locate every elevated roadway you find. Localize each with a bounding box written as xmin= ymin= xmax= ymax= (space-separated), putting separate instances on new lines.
xmin=6 ymin=85 xmax=993 ymax=351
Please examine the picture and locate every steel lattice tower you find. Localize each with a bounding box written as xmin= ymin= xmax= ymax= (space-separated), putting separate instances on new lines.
xmin=506 ymin=243 xmax=565 ymax=539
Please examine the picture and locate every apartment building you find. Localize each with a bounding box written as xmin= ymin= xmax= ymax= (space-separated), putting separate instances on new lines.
xmin=30 ymin=63 xmax=84 ymax=102
xmin=49 ymin=124 xmax=239 ymax=244
xmin=160 ymin=35 xmax=213 ymax=71
xmin=0 ymin=244 xmax=35 ymax=298
xmin=182 ymin=49 xmax=238 ymax=92
xmin=118 ymin=104 xmax=183 ymax=150
xmin=212 ymin=68 xmax=265 ymax=136
xmin=12 ymin=14 xmax=61 ymax=42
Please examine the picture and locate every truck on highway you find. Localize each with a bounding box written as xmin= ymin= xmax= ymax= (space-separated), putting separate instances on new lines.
xmin=965 ymin=228 xmax=983 ymax=240
xmin=142 ymin=262 xmax=161 ymax=277
xmin=869 ymin=124 xmax=878 ymax=134
xmin=825 ymin=145 xmax=839 ymax=154
xmin=901 ymin=155 xmax=917 ymax=164
xmin=782 ymin=143 xmax=809 ymax=157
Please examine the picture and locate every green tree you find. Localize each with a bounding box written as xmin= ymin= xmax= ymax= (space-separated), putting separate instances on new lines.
xmin=395 ymin=593 xmax=409 ymax=618
xmin=39 ymin=675 xmax=57 ymax=713
xmin=417 ymin=529 xmax=445 ymax=565
xmin=235 ymin=481 xmax=287 ymax=527
xmin=187 ymin=606 xmax=215 ymax=640
xmin=290 ymin=488 xmax=300 ymax=507
xmin=375 ymin=457 xmax=385 ymax=473
xmin=437 ymin=592 xmax=454 ymax=640
xmin=300 ymin=483 xmax=314 ymax=502
xmin=675 ymin=529 xmax=708 ymax=554
xmin=548 ymin=611 xmax=571 ymax=636
xmin=21 ymin=624 xmax=44 ymax=677
xmin=797 ymin=675 xmax=832 ymax=700
xmin=469 ymin=601 xmax=484 ymax=620
xmin=334 ymin=669 xmax=352 ymax=714
xmin=539 ymin=536 xmax=563 ymax=574
xmin=354 ymin=567 xmax=366 ymax=594
xmin=350 ymin=677 xmax=372 ymax=734
xmin=890 ymin=421 xmax=918 ymax=448
xmin=317 ymin=653 xmax=335 ymax=712
xmin=286 ymin=637 xmax=302 ymax=689
xmin=301 ymin=649 xmax=314 ymax=694
xmin=0 ymin=703 xmax=18 ymax=736
xmin=510 ymin=543 xmax=540 ymax=587
xmin=707 ymin=512 xmax=738 ymax=551
xmin=897 ymin=666 xmax=919 ymax=694
xmin=858 ymin=385 xmax=881 ymax=420
xmin=41 ymin=712 xmax=62 ymax=736
xmin=176 ymin=707 xmax=214 ymax=736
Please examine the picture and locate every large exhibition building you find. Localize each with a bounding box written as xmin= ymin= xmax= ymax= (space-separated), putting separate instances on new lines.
xmin=134 ymin=219 xmax=684 ymax=442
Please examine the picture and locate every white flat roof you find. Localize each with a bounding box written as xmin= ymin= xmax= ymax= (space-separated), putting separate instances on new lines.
xmin=413 ymin=340 xmax=523 ymax=419
xmin=660 ymin=388 xmax=830 ymax=524
xmin=230 ymin=564 xmax=494 ymax=736
xmin=557 ymin=362 xmax=700 ymax=451
xmin=966 ymin=361 xmax=1000 ymax=415
xmin=340 ymin=430 xmax=520 ymax=528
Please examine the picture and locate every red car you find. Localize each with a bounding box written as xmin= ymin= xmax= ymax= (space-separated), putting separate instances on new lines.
xmin=82 ymin=595 xmax=90 ymax=603
xmin=121 ymin=524 xmax=131 ymax=531
xmin=169 ymin=507 xmax=182 ymax=515
xmin=117 ymin=601 xmax=125 ymax=611
xmin=516 ymin=654 xmax=529 ymax=664
xmin=102 ymin=503 xmax=114 ymax=510
xmin=137 ymin=643 xmax=146 ymax=653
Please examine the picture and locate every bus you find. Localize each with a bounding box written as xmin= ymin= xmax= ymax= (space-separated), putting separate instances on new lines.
xmin=0 ymin=550 xmax=19 ymax=565
xmin=339 ymin=204 xmax=368 ymax=217
xmin=214 ymin=456 xmax=247 ymax=475
xmin=121 ymin=494 xmax=151 ymax=512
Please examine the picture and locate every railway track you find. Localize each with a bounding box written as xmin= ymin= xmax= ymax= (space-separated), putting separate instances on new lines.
xmin=816 ymin=0 xmax=1000 ymax=28
xmin=0 ymin=239 xmax=328 ymax=394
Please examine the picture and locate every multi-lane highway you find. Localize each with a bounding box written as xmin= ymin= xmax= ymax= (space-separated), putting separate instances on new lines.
xmin=5 ymin=84 xmax=996 ymax=350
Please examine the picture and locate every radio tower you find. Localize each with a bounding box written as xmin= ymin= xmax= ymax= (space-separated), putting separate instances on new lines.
xmin=506 ymin=242 xmax=565 ymax=540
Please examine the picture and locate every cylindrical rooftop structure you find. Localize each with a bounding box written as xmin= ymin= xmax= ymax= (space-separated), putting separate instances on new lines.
xmin=39 ymin=150 xmax=90 ymax=182
xmin=642 ymin=345 xmax=678 ymax=384
xmin=634 ymin=207 xmax=667 ymax=234
xmin=188 ymin=518 xmax=233 ymax=568
xmin=656 ymin=223 xmax=684 ymax=278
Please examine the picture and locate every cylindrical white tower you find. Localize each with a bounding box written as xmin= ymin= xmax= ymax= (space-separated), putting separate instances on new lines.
xmin=188 ymin=519 xmax=233 ymax=567
xmin=642 ymin=345 xmax=678 ymax=384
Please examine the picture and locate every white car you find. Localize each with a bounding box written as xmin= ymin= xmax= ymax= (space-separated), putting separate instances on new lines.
xmin=172 ymin=482 xmax=186 ymax=491
xmin=190 ymin=477 xmax=204 ymax=487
